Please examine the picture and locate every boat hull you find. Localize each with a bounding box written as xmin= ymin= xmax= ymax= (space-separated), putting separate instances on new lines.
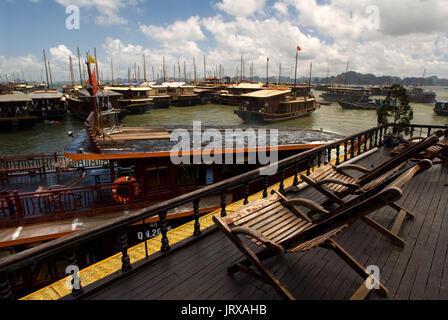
xmin=234 ymin=108 xmax=317 ymax=124
xmin=338 ymin=101 xmax=378 ymax=110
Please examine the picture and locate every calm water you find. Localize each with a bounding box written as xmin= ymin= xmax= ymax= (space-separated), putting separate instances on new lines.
xmin=1 ymin=86 xmax=447 ymax=156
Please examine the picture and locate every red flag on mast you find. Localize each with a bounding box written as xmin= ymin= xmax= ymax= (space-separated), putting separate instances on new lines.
xmin=297 ymin=45 xmax=302 ymax=51
xmin=86 ymin=68 xmax=98 ymax=96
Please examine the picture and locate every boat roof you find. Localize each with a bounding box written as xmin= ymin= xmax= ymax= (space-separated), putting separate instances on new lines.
xmin=64 ymin=125 xmax=341 ymax=160
xmin=242 ymin=89 xmax=291 ymax=98
xmin=27 ymin=91 xmax=63 ymax=99
xmin=230 ymin=83 xmax=265 ymax=89
xmin=162 ymin=82 xmax=195 ymax=88
xmin=78 ymin=89 xmax=123 ymax=97
xmin=0 ymin=91 xmax=32 ymax=102
xmin=103 ymin=86 xmax=151 ymax=92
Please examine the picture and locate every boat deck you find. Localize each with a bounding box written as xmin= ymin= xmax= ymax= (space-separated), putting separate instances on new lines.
xmin=82 ymin=146 xmax=448 ymax=300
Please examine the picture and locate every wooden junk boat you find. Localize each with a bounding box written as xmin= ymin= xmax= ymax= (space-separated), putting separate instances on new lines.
xmin=103 ymin=86 xmax=154 ymax=114
xmin=214 ymin=82 xmax=265 ymax=106
xmin=162 ymin=82 xmax=200 ymax=106
xmin=320 ymin=86 xmax=373 ymax=103
xmin=27 ymin=91 xmax=67 ymax=121
xmin=434 ymin=101 xmax=448 ymax=116
xmin=234 ymin=89 xmax=319 ymax=123
xmin=0 ymin=89 xmax=38 ymax=131
xmin=406 ymin=86 xmax=436 ymax=103
xmin=65 ymin=87 xmax=125 ymax=121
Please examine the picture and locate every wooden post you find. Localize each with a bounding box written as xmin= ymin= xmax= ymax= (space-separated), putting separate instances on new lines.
xmin=120 ymin=231 xmax=132 ymax=272
xmin=193 ymin=198 xmax=201 ymax=236
xmin=160 ymin=211 xmax=170 ymax=252
xmin=13 ymin=190 xmax=22 ymax=221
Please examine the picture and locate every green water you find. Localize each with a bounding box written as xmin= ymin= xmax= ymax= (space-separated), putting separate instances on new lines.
xmin=1 ymin=86 xmax=447 ymax=156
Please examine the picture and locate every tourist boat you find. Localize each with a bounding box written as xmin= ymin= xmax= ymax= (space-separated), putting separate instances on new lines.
xmin=234 ymin=89 xmax=319 ymax=123
xmin=0 ymin=114 xmax=340 ymax=250
xmin=434 ymin=101 xmax=448 ymax=116
xmin=65 ymin=87 xmax=125 ymax=120
xmin=103 ymin=86 xmax=153 ymax=114
xmin=162 ymin=82 xmax=200 ymax=106
xmin=338 ymin=98 xmax=396 ymax=111
xmin=143 ymin=83 xmax=171 ymax=108
xmin=406 ymin=86 xmax=436 ymax=103
xmin=0 ymin=89 xmax=38 ymax=131
xmin=27 ymin=91 xmax=67 ymax=121
xmin=214 ymin=82 xmax=265 ymax=105
xmin=320 ymin=86 xmax=373 ymax=103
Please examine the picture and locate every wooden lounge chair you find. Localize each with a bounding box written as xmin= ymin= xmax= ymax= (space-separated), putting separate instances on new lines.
xmin=213 ymin=161 xmax=431 ymax=300
xmin=391 ymin=129 xmax=448 ymax=164
xmin=296 ymin=132 xmax=441 ymax=246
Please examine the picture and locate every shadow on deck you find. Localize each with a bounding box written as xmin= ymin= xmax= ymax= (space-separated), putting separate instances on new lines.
xmin=85 ymin=147 xmax=448 ymax=300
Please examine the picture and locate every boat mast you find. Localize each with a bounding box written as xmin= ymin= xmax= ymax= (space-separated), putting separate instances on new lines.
xmin=344 ymin=61 xmax=349 ymax=86
xmin=128 ymin=67 xmax=131 ymax=88
xmin=94 ymin=48 xmax=99 ymax=85
xmin=163 ymin=56 xmax=166 ymax=82
xmin=143 ymin=53 xmax=147 ymax=82
xmin=85 ymin=52 xmax=99 ymax=130
xmin=111 ymin=57 xmax=114 ymax=84
xmin=69 ymin=55 xmax=75 ymax=87
xmin=203 ymin=55 xmax=206 ymax=80
xmin=278 ymin=63 xmax=281 ymax=85
xmin=294 ymin=50 xmax=298 ymax=93
xmin=193 ymin=57 xmax=197 ymax=84
xmin=266 ymin=57 xmax=269 ymax=84
xmin=43 ymin=49 xmax=50 ymax=91
xmin=77 ymin=47 xmax=83 ymax=85
xmin=178 ymin=62 xmax=181 ymax=82
xmin=183 ymin=61 xmax=186 ymax=82
xmin=308 ymin=62 xmax=312 ymax=94
xmin=240 ymin=55 xmax=243 ymax=82
xmin=152 ymin=66 xmax=155 ymax=82
xmin=48 ymin=61 xmax=53 ymax=90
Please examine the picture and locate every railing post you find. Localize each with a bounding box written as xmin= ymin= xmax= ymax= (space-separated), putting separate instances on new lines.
xmin=327 ymin=147 xmax=331 ymax=163
xmin=279 ymin=168 xmax=285 ymax=194
xmin=293 ymin=161 xmax=299 ymax=186
xmin=0 ymin=272 xmax=13 ymax=300
xmin=243 ymin=181 xmax=249 ymax=205
xmin=193 ymin=199 xmax=201 ymax=236
xmin=350 ymin=138 xmax=355 ymax=158
xmin=343 ymin=141 xmax=348 ymax=162
xmin=13 ymin=190 xmax=22 ymax=221
xmin=374 ymin=129 xmax=378 ymax=147
xmin=120 ymin=231 xmax=132 ymax=271
xmin=410 ymin=126 xmax=414 ymax=138
xmin=160 ymin=211 xmax=171 ymax=252
xmin=220 ymin=192 xmax=227 ymax=217
xmin=335 ymin=144 xmax=340 ymax=165
xmin=357 ymin=136 xmax=362 ymax=155
xmin=262 ymin=176 xmax=268 ymax=198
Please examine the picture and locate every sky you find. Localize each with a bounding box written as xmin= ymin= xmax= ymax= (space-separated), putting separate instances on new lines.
xmin=0 ymin=0 xmax=447 ymax=83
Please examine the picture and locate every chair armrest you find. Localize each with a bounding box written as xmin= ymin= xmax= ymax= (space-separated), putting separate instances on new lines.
xmin=336 ymin=164 xmax=371 ymax=174
xmin=282 ymin=198 xmax=329 ymax=215
xmin=318 ymin=178 xmax=360 ymax=189
xmin=232 ymin=226 xmax=284 ymax=254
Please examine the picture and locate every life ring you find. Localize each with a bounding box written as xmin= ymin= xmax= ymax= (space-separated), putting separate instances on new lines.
xmin=112 ymin=176 xmax=140 ymax=204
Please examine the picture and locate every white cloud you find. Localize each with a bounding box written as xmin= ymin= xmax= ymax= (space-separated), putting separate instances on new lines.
xmin=216 ymin=0 xmax=267 ymax=17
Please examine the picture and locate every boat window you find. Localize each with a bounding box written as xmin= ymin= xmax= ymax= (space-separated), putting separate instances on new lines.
xmin=145 ymin=166 xmax=171 ymax=190
xmin=177 ymin=165 xmax=196 ymax=186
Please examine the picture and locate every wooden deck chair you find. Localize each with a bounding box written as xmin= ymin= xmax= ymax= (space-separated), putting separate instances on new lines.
xmin=391 ymin=129 xmax=448 ymax=164
xmin=35 ymin=170 xmax=87 ymax=193
xmin=213 ymin=161 xmax=430 ymax=300
xmin=296 ymin=132 xmax=441 ymax=246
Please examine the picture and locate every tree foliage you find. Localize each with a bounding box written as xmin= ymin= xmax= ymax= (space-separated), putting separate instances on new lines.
xmin=376 ymin=84 xmax=413 ymax=135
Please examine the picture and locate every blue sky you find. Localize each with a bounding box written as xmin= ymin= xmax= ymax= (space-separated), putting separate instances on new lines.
xmin=1 ymin=0 xmax=447 ymax=82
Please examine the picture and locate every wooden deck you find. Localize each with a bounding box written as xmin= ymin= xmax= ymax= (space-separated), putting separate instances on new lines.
xmin=68 ymin=147 xmax=448 ymax=299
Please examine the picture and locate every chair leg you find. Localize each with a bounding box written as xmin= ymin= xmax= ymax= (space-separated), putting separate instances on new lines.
xmin=321 ymin=238 xmax=388 ymax=299
xmin=360 ymin=216 xmax=406 ymax=247
xmin=226 ymin=238 xmax=295 ymax=300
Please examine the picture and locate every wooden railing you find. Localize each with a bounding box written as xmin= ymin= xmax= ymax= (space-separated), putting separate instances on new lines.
xmin=0 ymin=123 xmax=446 ymax=300
xmin=0 ymin=153 xmax=109 ymax=179
xmin=0 ymin=180 xmax=142 ymax=228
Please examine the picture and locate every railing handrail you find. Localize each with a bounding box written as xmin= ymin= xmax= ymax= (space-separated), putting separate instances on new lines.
xmin=0 ymin=123 xmax=445 ymax=274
